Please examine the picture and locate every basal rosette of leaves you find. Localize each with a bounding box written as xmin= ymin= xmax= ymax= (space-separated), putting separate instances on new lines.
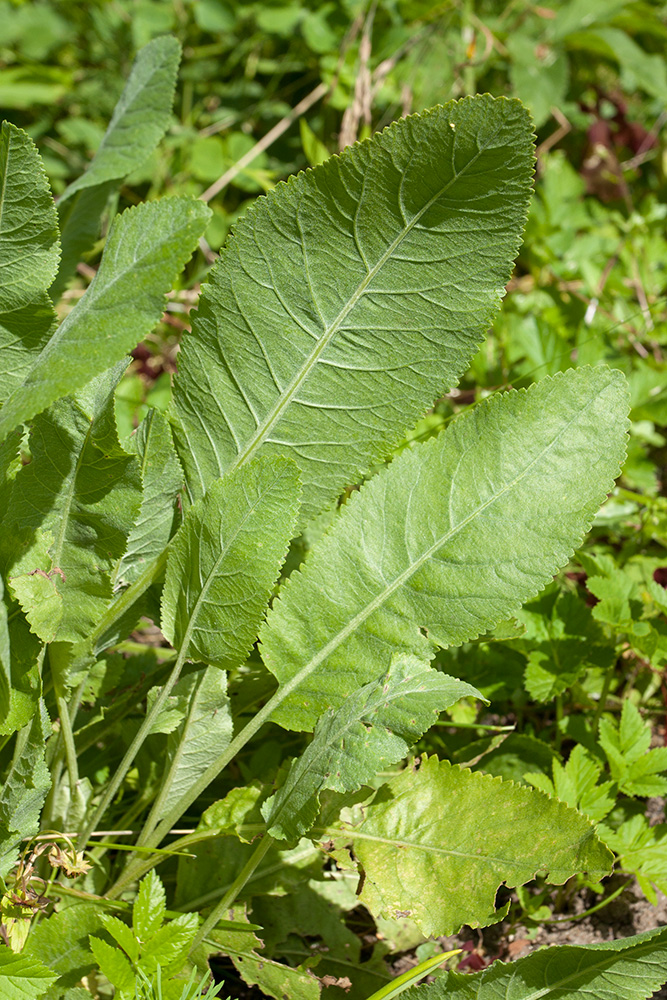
xmin=1 ymin=31 xmax=666 ymax=1000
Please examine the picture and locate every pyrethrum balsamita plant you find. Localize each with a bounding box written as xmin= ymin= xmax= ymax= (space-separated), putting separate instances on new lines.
xmin=0 ymin=35 xmax=663 ymax=1000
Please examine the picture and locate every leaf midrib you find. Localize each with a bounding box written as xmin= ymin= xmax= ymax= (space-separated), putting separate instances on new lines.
xmin=231 ymin=113 xmax=508 ymax=473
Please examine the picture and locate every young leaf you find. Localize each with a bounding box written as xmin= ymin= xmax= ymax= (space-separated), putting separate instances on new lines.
xmin=261 ymin=367 xmax=629 ymax=731
xmin=264 ymin=653 xmax=483 ymax=841
xmin=99 ymin=913 xmax=140 ymax=965
xmin=599 ymin=699 xmax=667 ymax=797
xmin=53 ymin=36 xmax=182 ymax=297
xmin=598 ymin=814 xmax=667 ymax=903
xmin=139 ymin=912 xmax=198 ymax=976
xmin=0 ymin=702 xmax=51 ymax=878
xmin=0 ymin=121 xmax=59 ymax=311
xmin=115 ymin=409 xmax=183 ymax=586
xmin=133 ymin=870 xmax=166 ymax=944
xmin=88 ymin=935 xmax=135 ymax=995
xmin=4 ymin=363 xmax=142 ymax=644
xmin=171 ymin=94 xmax=534 ymax=519
xmin=161 ymin=456 xmax=301 ymax=666
xmin=403 ymin=926 xmax=667 ymax=1000
xmin=525 ymin=744 xmax=616 ymax=823
xmin=350 ymin=755 xmax=612 ymax=936
xmin=0 ymin=950 xmax=58 ymax=1000
xmin=0 ymin=197 xmax=210 ymax=443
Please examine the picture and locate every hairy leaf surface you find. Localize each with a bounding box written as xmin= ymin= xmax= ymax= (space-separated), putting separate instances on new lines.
xmin=4 ymin=364 xmax=142 ymax=643
xmin=404 ymin=926 xmax=667 ymax=1000
xmin=261 ymin=367 xmax=629 ymax=731
xmin=0 ymin=123 xmax=59 ymax=408
xmin=0 ymin=197 xmax=210 ymax=443
xmin=171 ymin=94 xmax=534 ymax=519
xmin=161 ymin=456 xmax=301 ymax=665
xmin=350 ymin=755 xmax=612 ymax=935
xmin=60 ymin=37 xmax=181 ymax=201
xmin=264 ymin=653 xmax=483 ymax=841
xmin=0 ymin=121 xmax=59 ymax=311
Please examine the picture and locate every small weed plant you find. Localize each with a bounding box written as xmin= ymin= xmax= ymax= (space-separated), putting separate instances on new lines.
xmin=1 ymin=35 xmax=667 ymax=1000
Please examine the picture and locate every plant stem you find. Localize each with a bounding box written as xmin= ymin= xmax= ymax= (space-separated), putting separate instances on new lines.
xmin=542 ymin=880 xmax=628 ymax=924
xmin=76 ymin=645 xmax=187 ymax=850
xmin=593 ymin=665 xmax=615 ymax=733
xmin=189 ymin=834 xmax=274 ymax=953
xmin=54 ymin=691 xmax=79 ymax=819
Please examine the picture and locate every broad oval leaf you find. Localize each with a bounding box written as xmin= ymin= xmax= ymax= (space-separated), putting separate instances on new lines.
xmin=161 ymin=455 xmax=301 ymax=666
xmin=351 ymin=755 xmax=612 ymax=936
xmin=404 ymin=926 xmax=667 ymax=1000
xmin=261 ymin=366 xmax=629 ymax=731
xmin=0 ymin=196 xmax=210 ymax=443
xmin=171 ymin=94 xmax=535 ymax=520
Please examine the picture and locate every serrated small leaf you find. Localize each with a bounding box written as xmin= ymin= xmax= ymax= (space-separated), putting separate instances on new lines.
xmin=171 ymin=94 xmax=535 ymax=520
xmin=0 ymin=197 xmax=210 ymax=443
xmin=0 ymin=949 xmax=58 ymax=1000
xmin=139 ymin=912 xmax=198 ymax=975
xmin=161 ymin=456 xmax=301 ymax=666
xmin=264 ymin=653 xmax=483 ymax=841
xmin=99 ymin=913 xmax=140 ymax=964
xmin=133 ymin=870 xmax=166 ymax=943
xmin=88 ymin=936 xmax=135 ymax=994
xmin=261 ymin=367 xmax=630 ymax=732
xmin=350 ymin=755 xmax=612 ymax=935
xmin=404 ymin=926 xmax=667 ymax=1000
xmin=22 ymin=901 xmax=104 ymax=991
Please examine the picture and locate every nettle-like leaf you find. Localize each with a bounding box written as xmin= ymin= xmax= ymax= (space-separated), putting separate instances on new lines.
xmin=0 ymin=701 xmax=51 ymax=879
xmin=0 ymin=195 xmax=210 ymax=443
xmin=525 ymin=744 xmax=616 ymax=824
xmin=4 ymin=363 xmax=142 ymax=644
xmin=115 ymin=409 xmax=183 ymax=587
xmin=52 ymin=35 xmax=182 ymax=299
xmin=348 ymin=755 xmax=612 ymax=936
xmin=0 ymin=950 xmax=58 ymax=1000
xmin=599 ymin=698 xmax=667 ymax=796
xmin=0 ymin=122 xmax=59 ymax=407
xmin=161 ymin=456 xmax=301 ymax=666
xmin=263 ymin=653 xmax=483 ymax=842
xmin=404 ymin=926 xmax=667 ymax=1000
xmin=261 ymin=367 xmax=629 ymax=732
xmin=171 ymin=94 xmax=534 ymax=520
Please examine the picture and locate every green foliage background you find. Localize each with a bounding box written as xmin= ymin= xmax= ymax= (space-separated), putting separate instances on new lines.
xmin=2 ymin=1 xmax=667 ymax=999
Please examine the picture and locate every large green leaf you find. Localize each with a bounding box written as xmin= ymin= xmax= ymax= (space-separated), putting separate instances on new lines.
xmin=264 ymin=653 xmax=482 ymax=842
xmin=52 ymin=36 xmax=182 ymax=298
xmin=404 ymin=926 xmax=667 ymax=1000
xmin=22 ymin=902 xmax=104 ymax=995
xmin=0 ymin=122 xmax=59 ymax=408
xmin=171 ymin=94 xmax=534 ymax=520
xmin=0 ymin=196 xmax=210 ymax=444
xmin=0 ymin=950 xmax=58 ymax=1000
xmin=161 ymin=455 xmax=301 ymax=665
xmin=0 ymin=702 xmax=51 ymax=879
xmin=4 ymin=363 xmax=142 ymax=644
xmin=260 ymin=367 xmax=629 ymax=731
xmin=349 ymin=755 xmax=612 ymax=936
xmin=0 ymin=121 xmax=59 ymax=311
xmin=115 ymin=409 xmax=183 ymax=586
